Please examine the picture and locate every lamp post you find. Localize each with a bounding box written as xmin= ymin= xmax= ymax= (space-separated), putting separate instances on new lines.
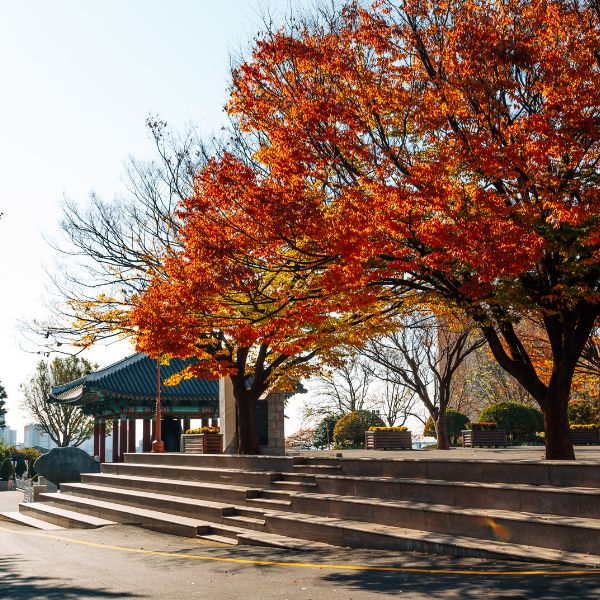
xmin=152 ymin=358 xmax=165 ymax=453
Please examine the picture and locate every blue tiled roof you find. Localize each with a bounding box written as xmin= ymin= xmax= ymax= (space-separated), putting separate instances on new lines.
xmin=51 ymin=353 xmax=218 ymax=403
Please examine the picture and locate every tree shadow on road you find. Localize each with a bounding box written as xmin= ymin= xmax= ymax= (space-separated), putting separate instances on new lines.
xmin=0 ymin=555 xmax=143 ymax=600
xmin=322 ymin=568 xmax=600 ymax=599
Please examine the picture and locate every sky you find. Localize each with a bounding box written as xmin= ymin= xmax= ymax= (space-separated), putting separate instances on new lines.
xmin=0 ymin=0 xmax=314 ymax=441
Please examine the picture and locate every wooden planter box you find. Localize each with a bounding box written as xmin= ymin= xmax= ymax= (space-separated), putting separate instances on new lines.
xmin=462 ymin=430 xmax=507 ymax=448
xmin=181 ymin=433 xmax=223 ymax=454
xmin=365 ymin=430 xmax=412 ymax=450
xmin=571 ymin=429 xmax=600 ymax=445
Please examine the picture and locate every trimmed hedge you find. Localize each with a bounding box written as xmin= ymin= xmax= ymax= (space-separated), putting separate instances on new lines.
xmin=423 ymin=410 xmax=469 ymax=438
xmin=478 ymin=402 xmax=543 ymax=442
xmin=568 ymin=400 xmax=596 ymax=425
xmin=0 ymin=458 xmax=15 ymax=481
xmin=333 ymin=411 xmax=385 ymax=448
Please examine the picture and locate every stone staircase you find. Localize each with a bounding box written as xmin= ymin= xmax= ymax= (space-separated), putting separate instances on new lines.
xmin=3 ymin=453 xmax=600 ymax=566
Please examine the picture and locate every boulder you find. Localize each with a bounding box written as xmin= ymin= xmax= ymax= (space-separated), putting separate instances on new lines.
xmin=33 ymin=447 xmax=100 ymax=486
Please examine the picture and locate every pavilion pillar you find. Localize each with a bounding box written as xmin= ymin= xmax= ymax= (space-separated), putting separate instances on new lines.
xmin=183 ymin=417 xmax=191 ymax=433
xmin=128 ymin=417 xmax=136 ymax=453
xmin=151 ymin=418 xmax=156 ymax=441
xmin=99 ymin=419 xmax=106 ymax=463
xmin=201 ymin=417 xmax=209 ymax=427
xmin=219 ymin=377 xmax=237 ymax=453
xmin=119 ymin=418 xmax=127 ymax=462
xmin=142 ymin=419 xmax=151 ymax=452
xmin=112 ymin=418 xmax=119 ymax=463
xmin=93 ymin=420 xmax=100 ymax=458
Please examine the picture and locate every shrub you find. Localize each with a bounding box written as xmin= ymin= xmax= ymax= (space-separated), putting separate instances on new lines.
xmin=423 ymin=410 xmax=469 ymax=442
xmin=570 ymin=424 xmax=599 ymax=430
xmin=27 ymin=458 xmax=37 ymax=480
xmin=0 ymin=458 xmax=15 ymax=481
xmin=368 ymin=426 xmax=408 ymax=432
xmin=568 ymin=400 xmax=596 ymax=425
xmin=333 ymin=411 xmax=385 ymax=448
xmin=14 ymin=456 xmax=27 ymax=478
xmin=478 ymin=402 xmax=542 ymax=442
xmin=312 ymin=414 xmax=342 ymax=449
xmin=185 ymin=427 xmax=220 ymax=434
xmin=467 ymin=422 xmax=498 ymax=431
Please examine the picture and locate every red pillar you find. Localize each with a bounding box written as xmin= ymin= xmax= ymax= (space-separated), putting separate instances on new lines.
xmin=183 ymin=418 xmax=191 ymax=433
xmin=142 ymin=419 xmax=151 ymax=452
xmin=211 ymin=418 xmax=219 ymax=428
xmin=112 ymin=418 xmax=119 ymax=463
xmin=119 ymin=418 xmax=127 ymax=462
xmin=99 ymin=420 xmax=106 ymax=463
xmin=151 ymin=418 xmax=156 ymax=441
xmin=93 ymin=420 xmax=100 ymax=458
xmin=128 ymin=418 xmax=136 ymax=453
xmin=201 ymin=417 xmax=209 ymax=427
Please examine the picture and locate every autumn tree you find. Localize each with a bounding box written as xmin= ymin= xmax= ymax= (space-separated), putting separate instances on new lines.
xmin=224 ymin=0 xmax=600 ymax=459
xmin=20 ymin=356 xmax=97 ymax=447
xmin=130 ymin=157 xmax=376 ymax=454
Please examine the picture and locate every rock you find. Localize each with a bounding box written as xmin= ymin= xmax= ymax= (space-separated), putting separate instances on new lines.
xmin=33 ymin=447 xmax=100 ymax=486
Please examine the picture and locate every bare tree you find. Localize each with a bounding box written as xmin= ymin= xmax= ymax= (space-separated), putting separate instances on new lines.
xmin=23 ymin=119 xmax=207 ymax=353
xmin=20 ymin=357 xmax=98 ymax=447
xmin=359 ymin=312 xmax=486 ymax=450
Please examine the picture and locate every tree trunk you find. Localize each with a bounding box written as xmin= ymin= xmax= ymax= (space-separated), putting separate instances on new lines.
xmin=435 ymin=411 xmax=450 ymax=450
xmin=235 ymin=394 xmax=260 ymax=455
xmin=542 ymin=381 xmax=575 ymax=460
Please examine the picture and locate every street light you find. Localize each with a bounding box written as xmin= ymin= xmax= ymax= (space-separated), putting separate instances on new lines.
xmin=152 ymin=358 xmax=165 ymax=453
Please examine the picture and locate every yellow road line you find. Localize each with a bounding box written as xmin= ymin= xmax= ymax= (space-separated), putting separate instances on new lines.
xmin=2 ymin=524 xmax=599 ymax=577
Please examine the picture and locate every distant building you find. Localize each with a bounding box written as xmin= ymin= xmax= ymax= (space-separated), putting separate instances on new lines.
xmin=0 ymin=426 xmax=17 ymax=446
xmin=23 ymin=424 xmax=56 ymax=450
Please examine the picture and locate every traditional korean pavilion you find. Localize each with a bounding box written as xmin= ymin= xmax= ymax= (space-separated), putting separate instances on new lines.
xmin=50 ymin=353 xmax=219 ymax=462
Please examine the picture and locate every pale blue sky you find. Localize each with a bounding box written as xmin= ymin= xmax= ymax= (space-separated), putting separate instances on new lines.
xmin=0 ymin=0 xmax=311 ymax=439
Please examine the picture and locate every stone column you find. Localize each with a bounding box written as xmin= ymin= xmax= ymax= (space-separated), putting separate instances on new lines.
xmin=99 ymin=420 xmax=106 ymax=463
xmin=128 ymin=417 xmax=136 ymax=453
xmin=219 ymin=377 xmax=237 ymax=453
xmin=93 ymin=419 xmax=100 ymax=458
xmin=119 ymin=418 xmax=127 ymax=462
xmin=112 ymin=418 xmax=119 ymax=463
xmin=142 ymin=419 xmax=151 ymax=452
xmin=261 ymin=391 xmax=285 ymax=456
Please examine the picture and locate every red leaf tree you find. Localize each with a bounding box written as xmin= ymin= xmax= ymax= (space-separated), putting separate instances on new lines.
xmin=224 ymin=0 xmax=600 ymax=459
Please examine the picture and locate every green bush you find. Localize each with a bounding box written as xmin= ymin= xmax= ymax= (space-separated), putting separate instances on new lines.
xmin=333 ymin=411 xmax=385 ymax=448
xmin=478 ymin=402 xmax=542 ymax=442
xmin=0 ymin=458 xmax=15 ymax=481
xmin=14 ymin=456 xmax=27 ymax=478
xmin=423 ymin=410 xmax=469 ymax=443
xmin=27 ymin=458 xmax=37 ymax=480
xmin=313 ymin=415 xmax=342 ymax=449
xmin=568 ymin=400 xmax=596 ymax=425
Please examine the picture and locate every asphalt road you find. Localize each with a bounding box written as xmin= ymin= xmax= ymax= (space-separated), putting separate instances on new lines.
xmin=1 ymin=519 xmax=599 ymax=600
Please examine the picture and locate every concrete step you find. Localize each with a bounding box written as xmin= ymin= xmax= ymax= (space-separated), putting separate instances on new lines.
xmin=314 ymin=474 xmax=600 ymax=518
xmin=300 ymin=456 xmax=600 ymax=488
xmin=81 ymin=472 xmax=261 ymax=503
xmin=271 ymin=481 xmax=317 ymax=492
xmin=257 ymin=489 xmax=292 ymax=500
xmin=246 ymin=498 xmax=292 ymax=510
xmin=264 ymin=511 xmax=600 ymax=567
xmin=289 ymin=492 xmax=600 ymax=554
xmin=222 ymin=515 xmax=266 ymax=531
xmin=293 ymin=464 xmax=342 ymax=474
xmin=123 ymin=453 xmax=294 ymax=472
xmin=0 ymin=510 xmax=65 ymax=530
xmin=19 ymin=502 xmax=116 ymax=529
xmin=60 ymin=483 xmax=238 ymax=522
xmin=279 ymin=473 xmax=316 ymax=483
xmin=102 ymin=462 xmax=279 ymax=487
xmin=38 ymin=492 xmax=211 ymax=536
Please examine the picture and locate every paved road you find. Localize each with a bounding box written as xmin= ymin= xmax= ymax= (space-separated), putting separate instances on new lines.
xmin=1 ymin=518 xmax=599 ymax=600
